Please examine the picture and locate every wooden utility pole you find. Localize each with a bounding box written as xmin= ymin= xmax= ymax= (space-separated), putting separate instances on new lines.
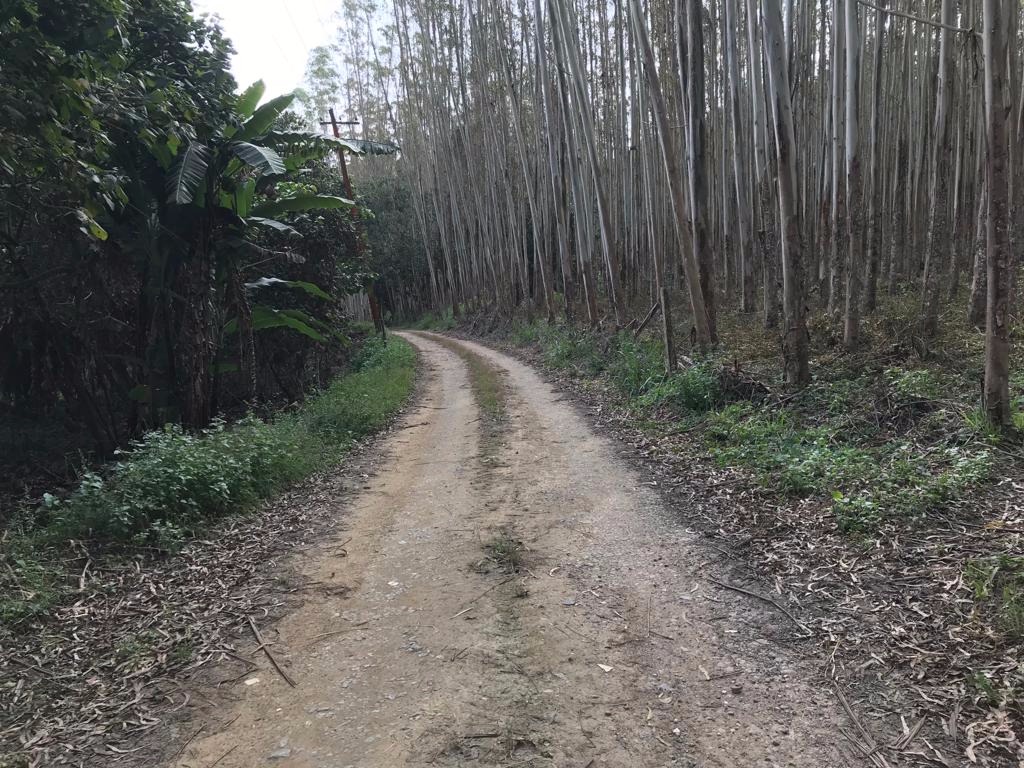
xmin=322 ymin=108 xmax=386 ymax=340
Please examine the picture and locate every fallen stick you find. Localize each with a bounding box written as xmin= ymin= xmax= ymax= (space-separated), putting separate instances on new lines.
xmin=207 ymin=745 xmax=237 ymax=768
xmin=172 ymin=724 xmax=205 ymax=759
xmin=633 ymin=301 xmax=661 ymax=339
xmin=835 ymin=685 xmax=891 ymax=768
xmin=449 ymin=577 xmax=513 ymax=618
xmin=247 ymin=616 xmax=297 ymax=688
xmin=300 ymin=625 xmax=371 ymax=649
xmin=78 ymin=558 xmax=91 ymax=592
xmin=706 ymin=577 xmax=808 ymax=632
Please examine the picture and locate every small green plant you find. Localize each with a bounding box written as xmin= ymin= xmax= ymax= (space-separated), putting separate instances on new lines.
xmin=0 ymin=549 xmax=61 ymax=623
xmin=833 ymin=493 xmax=883 ymax=533
xmin=510 ymin=320 xmax=543 ymax=346
xmin=962 ymin=407 xmax=1002 ymax=439
xmin=484 ymin=530 xmax=523 ymax=572
xmin=115 ymin=633 xmax=156 ymax=663
xmin=885 ymin=367 xmax=943 ymax=401
xmin=538 ymin=325 xmax=604 ymax=375
xmin=970 ymin=671 xmax=1003 ymax=707
xmin=170 ymin=639 xmax=195 ymax=665
xmin=606 ymin=334 xmax=663 ymax=397
xmin=965 ymin=556 xmax=1024 ymax=641
xmin=637 ymin=363 xmax=721 ymax=413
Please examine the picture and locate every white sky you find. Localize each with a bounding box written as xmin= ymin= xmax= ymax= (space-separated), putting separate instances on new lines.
xmin=193 ymin=0 xmax=337 ymax=100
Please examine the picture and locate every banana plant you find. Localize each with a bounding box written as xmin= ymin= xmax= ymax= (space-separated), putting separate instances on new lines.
xmin=154 ymin=82 xmax=370 ymax=422
xmin=166 ymin=81 xmax=357 ymax=221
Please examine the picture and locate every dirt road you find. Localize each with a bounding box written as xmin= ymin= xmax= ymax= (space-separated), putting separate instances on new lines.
xmin=173 ymin=332 xmax=858 ymax=768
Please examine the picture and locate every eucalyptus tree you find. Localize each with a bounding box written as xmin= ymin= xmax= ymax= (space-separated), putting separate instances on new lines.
xmin=921 ymin=0 xmax=956 ymax=337
xmin=762 ymin=0 xmax=810 ymax=384
xmin=299 ymin=46 xmax=343 ymax=129
xmin=628 ymin=0 xmax=712 ymax=350
xmin=722 ymin=0 xmax=755 ymax=314
xmin=862 ymin=0 xmax=886 ymax=313
xmin=680 ymin=0 xmax=718 ymax=343
xmin=332 ymin=0 xmax=1023 ymax=416
xmin=981 ymin=0 xmax=1014 ymax=427
xmin=841 ymin=0 xmax=864 ymax=349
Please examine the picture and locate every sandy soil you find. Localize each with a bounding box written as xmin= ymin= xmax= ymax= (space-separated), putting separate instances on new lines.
xmin=171 ymin=332 xmax=861 ymax=768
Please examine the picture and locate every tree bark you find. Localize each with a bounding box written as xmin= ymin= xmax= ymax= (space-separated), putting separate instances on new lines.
xmin=762 ymin=0 xmax=810 ymax=385
xmin=842 ymin=0 xmax=863 ymax=349
xmin=982 ymin=0 xmax=1014 ymax=427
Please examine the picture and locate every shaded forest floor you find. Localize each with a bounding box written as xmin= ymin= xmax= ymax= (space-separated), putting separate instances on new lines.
xmin=441 ymin=293 xmax=1024 ymax=766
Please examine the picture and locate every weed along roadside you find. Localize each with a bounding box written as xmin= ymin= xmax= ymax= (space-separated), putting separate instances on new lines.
xmin=444 ymin=314 xmax=1024 ymax=764
xmin=0 ymin=336 xmax=417 ymax=763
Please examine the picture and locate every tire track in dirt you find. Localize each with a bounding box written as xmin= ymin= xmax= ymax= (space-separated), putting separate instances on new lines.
xmin=170 ymin=332 xmax=860 ymax=768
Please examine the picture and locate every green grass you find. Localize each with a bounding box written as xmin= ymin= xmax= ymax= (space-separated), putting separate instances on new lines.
xmin=409 ymin=309 xmax=456 ymax=331
xmin=429 ymin=335 xmax=505 ymax=418
xmin=0 ymin=337 xmax=416 ymax=623
xmin=511 ymin=320 xmax=722 ymax=414
xmin=704 ymin=402 xmax=992 ymax=532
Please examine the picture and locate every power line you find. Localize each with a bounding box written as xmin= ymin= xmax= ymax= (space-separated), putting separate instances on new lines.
xmin=283 ymin=2 xmax=310 ymax=51
xmin=310 ymin=0 xmax=333 ymax=30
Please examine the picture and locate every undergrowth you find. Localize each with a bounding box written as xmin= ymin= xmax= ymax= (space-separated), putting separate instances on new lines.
xmin=965 ymin=556 xmax=1024 ymax=642
xmin=0 ymin=338 xmax=416 ymax=623
xmin=409 ymin=308 xmax=456 ymax=331
xmin=506 ymin=305 xmax=1006 ymax=537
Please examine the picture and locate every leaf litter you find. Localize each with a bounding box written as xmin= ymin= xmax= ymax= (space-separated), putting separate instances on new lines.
xmin=0 ymin=435 xmax=394 ymax=767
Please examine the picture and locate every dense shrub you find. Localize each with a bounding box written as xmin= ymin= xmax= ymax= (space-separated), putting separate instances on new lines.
xmin=35 ymin=339 xmax=416 ymax=550
xmin=606 ymin=335 xmax=663 ymax=397
xmin=540 ymin=325 xmax=605 ymax=375
xmin=637 ymin=364 xmax=721 ymax=413
xmin=410 ymin=311 xmax=456 ymax=331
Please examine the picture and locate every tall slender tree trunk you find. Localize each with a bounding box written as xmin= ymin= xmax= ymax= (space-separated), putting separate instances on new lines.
xmin=922 ymin=0 xmax=955 ymax=337
xmin=982 ymin=0 xmax=1013 ymax=427
xmin=680 ymin=0 xmax=718 ymax=343
xmin=828 ymin=0 xmax=846 ymax=315
xmin=862 ymin=0 xmax=885 ymax=314
xmin=550 ymin=0 xmax=625 ymax=325
xmin=762 ymin=0 xmax=809 ymax=385
xmin=629 ymin=0 xmax=713 ymax=350
xmin=724 ymin=0 xmax=755 ymax=314
xmin=744 ymin=0 xmax=777 ymax=328
xmin=842 ymin=0 xmax=863 ymax=349
xmin=968 ymin=182 xmax=988 ymax=329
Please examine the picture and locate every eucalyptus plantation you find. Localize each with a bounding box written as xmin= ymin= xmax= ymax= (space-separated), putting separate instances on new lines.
xmin=312 ymin=0 xmax=1022 ymax=427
